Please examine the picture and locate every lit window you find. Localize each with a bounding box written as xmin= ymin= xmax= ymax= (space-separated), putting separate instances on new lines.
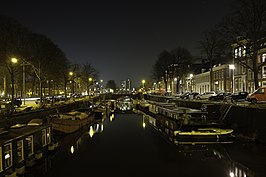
xmin=262 ymin=53 xmax=266 ymax=63
xmin=238 ymin=47 xmax=242 ymax=57
xmin=17 ymin=140 xmax=24 ymax=163
xmin=263 ymin=66 xmax=266 ymax=78
xmin=27 ymin=136 xmax=34 ymax=156
xmin=243 ymin=46 xmax=246 ymax=56
xmin=4 ymin=143 xmax=12 ymax=169
xmin=234 ymin=48 xmax=238 ymax=58
xmin=47 ymin=127 xmax=51 ymax=145
xmin=42 ymin=129 xmax=47 ymax=147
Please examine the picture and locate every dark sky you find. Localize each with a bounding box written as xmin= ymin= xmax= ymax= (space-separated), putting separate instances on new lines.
xmin=0 ymin=0 xmax=233 ymax=87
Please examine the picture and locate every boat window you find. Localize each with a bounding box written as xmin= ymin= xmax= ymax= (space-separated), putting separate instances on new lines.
xmin=42 ymin=129 xmax=47 ymax=147
xmin=17 ymin=140 xmax=24 ymax=163
xmin=0 ymin=146 xmax=2 ymax=172
xmin=4 ymin=143 xmax=12 ymax=169
xmin=27 ymin=135 xmax=34 ymax=156
xmin=47 ymin=127 xmax=51 ymax=145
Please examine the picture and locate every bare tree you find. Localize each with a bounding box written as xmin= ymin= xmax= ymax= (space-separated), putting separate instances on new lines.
xmin=219 ymin=0 xmax=266 ymax=89
xmin=81 ymin=63 xmax=99 ymax=94
xmin=151 ymin=50 xmax=172 ymax=92
xmin=198 ymin=29 xmax=228 ymax=91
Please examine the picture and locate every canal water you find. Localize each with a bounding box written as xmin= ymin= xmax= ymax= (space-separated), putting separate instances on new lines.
xmin=25 ymin=113 xmax=265 ymax=177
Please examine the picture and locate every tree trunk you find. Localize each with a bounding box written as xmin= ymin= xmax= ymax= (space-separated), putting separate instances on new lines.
xmin=253 ymin=50 xmax=259 ymax=89
xmin=210 ymin=68 xmax=214 ymax=91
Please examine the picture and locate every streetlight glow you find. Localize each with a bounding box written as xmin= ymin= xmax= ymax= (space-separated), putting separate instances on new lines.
xmin=69 ymin=71 xmax=73 ymax=76
xmin=11 ymin=58 xmax=18 ymax=64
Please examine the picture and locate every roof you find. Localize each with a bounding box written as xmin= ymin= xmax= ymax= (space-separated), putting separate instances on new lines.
xmin=0 ymin=124 xmax=50 ymax=145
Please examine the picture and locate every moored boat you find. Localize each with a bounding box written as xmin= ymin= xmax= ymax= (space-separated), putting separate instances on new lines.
xmin=116 ymin=96 xmax=134 ymax=112
xmin=174 ymin=127 xmax=234 ymax=142
xmin=50 ymin=110 xmax=94 ymax=134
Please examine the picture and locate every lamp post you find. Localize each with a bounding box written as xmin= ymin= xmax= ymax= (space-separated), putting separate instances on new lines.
xmin=10 ymin=58 xmax=18 ymax=113
xmin=88 ymin=77 xmax=92 ymax=96
xmin=142 ymin=80 xmax=146 ymax=88
xmin=229 ymin=64 xmax=235 ymax=93
xmin=188 ymin=74 xmax=193 ymax=92
xmin=174 ymin=77 xmax=177 ymax=94
xmin=69 ymin=72 xmax=74 ymax=95
xmin=100 ymin=79 xmax=103 ymax=94
xmin=19 ymin=58 xmax=42 ymax=105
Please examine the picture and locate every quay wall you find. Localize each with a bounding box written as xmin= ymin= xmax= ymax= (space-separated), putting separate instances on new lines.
xmin=146 ymin=94 xmax=266 ymax=143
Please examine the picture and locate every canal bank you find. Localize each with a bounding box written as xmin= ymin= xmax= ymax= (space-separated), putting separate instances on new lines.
xmin=145 ymin=94 xmax=266 ymax=143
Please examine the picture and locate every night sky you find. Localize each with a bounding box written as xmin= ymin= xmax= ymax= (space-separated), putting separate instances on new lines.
xmin=0 ymin=0 xmax=232 ymax=87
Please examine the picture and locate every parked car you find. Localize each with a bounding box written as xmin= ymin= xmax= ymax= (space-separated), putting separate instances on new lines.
xmin=180 ymin=92 xmax=199 ymax=99
xmin=196 ymin=91 xmax=217 ymax=100
xmin=208 ymin=92 xmax=232 ymax=101
xmin=225 ymin=91 xmax=249 ymax=102
xmin=0 ymin=97 xmax=22 ymax=107
xmin=246 ymin=87 xmax=266 ymax=103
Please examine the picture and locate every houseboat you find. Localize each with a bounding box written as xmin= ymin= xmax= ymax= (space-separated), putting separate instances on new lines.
xmin=0 ymin=121 xmax=53 ymax=176
xmin=50 ymin=110 xmax=94 ymax=134
xmin=116 ymin=96 xmax=134 ymax=112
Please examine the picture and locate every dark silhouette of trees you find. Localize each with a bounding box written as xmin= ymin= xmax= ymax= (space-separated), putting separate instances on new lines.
xmin=80 ymin=63 xmax=99 ymax=94
xmin=151 ymin=47 xmax=193 ymax=92
xmin=0 ymin=15 xmax=90 ymax=101
xmin=151 ymin=50 xmax=172 ymax=92
xmin=170 ymin=47 xmax=193 ymax=92
xmin=198 ymin=29 xmax=229 ymax=91
xmin=106 ymin=80 xmax=117 ymax=91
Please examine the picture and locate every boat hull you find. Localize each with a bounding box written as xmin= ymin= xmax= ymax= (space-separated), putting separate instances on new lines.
xmin=51 ymin=116 xmax=93 ymax=134
xmin=174 ymin=128 xmax=234 ymax=142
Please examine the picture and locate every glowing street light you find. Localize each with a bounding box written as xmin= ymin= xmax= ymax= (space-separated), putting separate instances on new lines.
xmin=229 ymin=64 xmax=235 ymax=93
xmin=68 ymin=72 xmax=75 ymax=95
xmin=11 ymin=58 xmax=18 ymax=64
xmin=142 ymin=80 xmax=146 ymax=88
xmin=10 ymin=58 xmax=18 ymax=113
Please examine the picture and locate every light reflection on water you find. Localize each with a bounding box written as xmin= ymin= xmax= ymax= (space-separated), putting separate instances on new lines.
xmin=27 ymin=113 xmax=265 ymax=177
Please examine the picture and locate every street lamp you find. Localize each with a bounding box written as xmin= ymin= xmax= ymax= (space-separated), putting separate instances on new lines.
xmin=229 ymin=64 xmax=235 ymax=93
xmin=69 ymin=72 xmax=74 ymax=95
xmin=174 ymin=77 xmax=177 ymax=94
xmin=188 ymin=74 xmax=193 ymax=92
xmin=88 ymin=77 xmax=93 ymax=96
xmin=10 ymin=58 xmax=18 ymax=113
xmin=142 ymin=80 xmax=146 ymax=88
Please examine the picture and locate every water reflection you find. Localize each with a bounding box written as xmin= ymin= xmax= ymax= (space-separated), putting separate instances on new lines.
xmin=88 ymin=122 xmax=104 ymax=137
xmin=109 ymin=113 xmax=115 ymax=122
xmin=25 ymin=113 xmax=265 ymax=177
xmin=141 ymin=112 xmax=261 ymax=177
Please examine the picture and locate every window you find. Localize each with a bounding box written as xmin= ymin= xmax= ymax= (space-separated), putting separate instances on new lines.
xmin=4 ymin=143 xmax=12 ymax=169
xmin=243 ymin=46 xmax=246 ymax=56
xmin=17 ymin=140 xmax=24 ymax=163
xmin=263 ymin=66 xmax=266 ymax=78
xmin=238 ymin=47 xmax=242 ymax=57
xmin=262 ymin=54 xmax=266 ymax=63
xmin=27 ymin=136 xmax=34 ymax=156
xmin=42 ymin=129 xmax=47 ymax=147
xmin=234 ymin=48 xmax=238 ymax=58
xmin=47 ymin=127 xmax=51 ymax=145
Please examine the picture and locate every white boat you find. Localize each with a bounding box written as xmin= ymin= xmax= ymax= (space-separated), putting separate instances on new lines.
xmin=174 ymin=128 xmax=234 ymax=141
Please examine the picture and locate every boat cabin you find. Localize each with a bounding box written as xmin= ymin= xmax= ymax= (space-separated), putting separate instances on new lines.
xmin=0 ymin=123 xmax=52 ymax=176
